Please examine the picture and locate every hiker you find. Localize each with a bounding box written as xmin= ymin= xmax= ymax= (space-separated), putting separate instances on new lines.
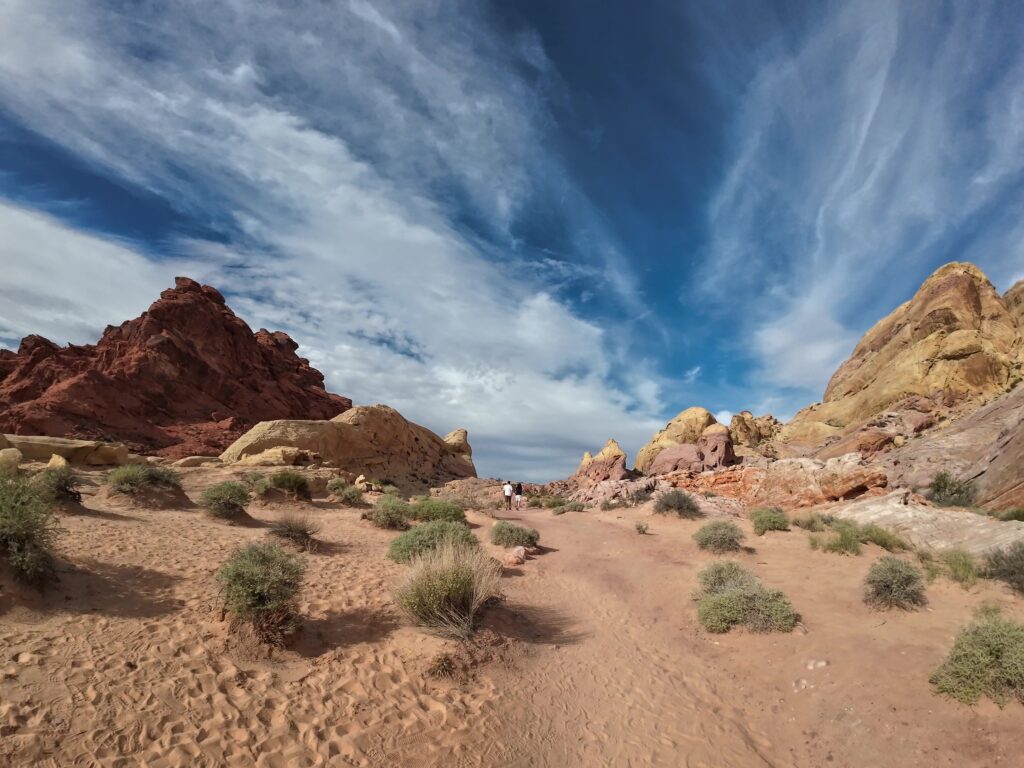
xmin=514 ymin=481 xmax=524 ymax=510
xmin=502 ymin=480 xmax=513 ymax=510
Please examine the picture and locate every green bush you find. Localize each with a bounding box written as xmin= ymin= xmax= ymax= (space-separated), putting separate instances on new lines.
xmin=269 ymin=511 xmax=321 ymax=550
xmin=254 ymin=470 xmax=311 ymax=500
xmin=326 ymin=477 xmax=350 ymax=495
xmin=337 ymin=485 xmax=365 ymax=506
xmin=32 ymin=466 xmax=82 ymax=503
xmin=930 ymin=608 xmax=1024 ymax=706
xmin=654 ymin=490 xmax=701 ymax=518
xmin=200 ymin=481 xmax=250 ymax=520
xmin=927 ymin=471 xmax=975 ymax=508
xmin=693 ymin=520 xmax=745 ymax=553
xmin=527 ymin=496 xmax=544 ymax=508
xmin=635 ymin=522 xmax=649 ymax=535
xmin=106 ymin=465 xmax=181 ymax=494
xmin=543 ymin=496 xmax=568 ymax=508
xmin=491 ymin=521 xmax=539 ymax=548
xmin=561 ymin=501 xmax=586 ymax=512
xmin=380 ymin=483 xmax=401 ymax=496
xmin=792 ymin=512 xmax=834 ymax=532
xmin=819 ymin=521 xmax=863 ymax=555
xmin=394 ymin=541 xmax=502 ymax=639
xmin=694 ymin=561 xmax=798 ymax=634
xmin=367 ymin=506 xmax=410 ymax=530
xmin=388 ymin=520 xmax=477 ymax=564
xmin=750 ymin=507 xmax=789 ymax=536
xmin=984 ymin=542 xmax=1024 ymax=595
xmin=860 ymin=524 xmax=910 ymax=552
xmin=998 ymin=508 xmax=1024 ymax=522
xmin=216 ymin=542 xmax=305 ymax=644
xmin=407 ymin=498 xmax=466 ymax=524
xmin=809 ymin=520 xmax=908 ymax=556
xmin=941 ymin=549 xmax=979 ymax=589
xmin=375 ymin=494 xmax=411 ymax=517
xmin=0 ymin=476 xmax=61 ymax=585
xmin=864 ymin=556 xmax=927 ymax=610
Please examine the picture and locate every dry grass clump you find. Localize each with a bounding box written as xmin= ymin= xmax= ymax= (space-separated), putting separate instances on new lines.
xmin=388 ymin=520 xmax=477 ymax=563
xmin=543 ymin=496 xmax=568 ymax=509
xmin=32 ymin=466 xmax=82 ymax=504
xmin=635 ymin=522 xmax=649 ymax=535
xmin=560 ymin=501 xmax=586 ymax=513
xmin=491 ymin=521 xmax=539 ymax=548
xmin=930 ymin=607 xmax=1024 ymax=706
xmin=693 ymin=520 xmax=744 ymax=553
xmin=984 ymin=542 xmax=1024 ymax=595
xmin=864 ymin=556 xmax=927 ymax=610
xmin=407 ymin=498 xmax=466 ymax=524
xmin=254 ymin=470 xmax=311 ymax=500
xmin=393 ymin=541 xmax=502 ymax=639
xmin=336 ymin=485 xmax=365 ymax=506
xmin=694 ymin=561 xmax=798 ymax=634
xmin=0 ymin=476 xmax=61 ymax=585
xmin=792 ymin=512 xmax=835 ymax=532
xmin=997 ymin=508 xmax=1024 ymax=522
xmin=654 ymin=489 xmax=701 ymax=518
xmin=269 ymin=511 xmax=321 ymax=551
xmin=216 ymin=542 xmax=305 ymax=645
xmin=927 ymin=471 xmax=975 ymax=508
xmin=106 ymin=465 xmax=181 ymax=494
xmin=200 ymin=481 xmax=250 ymax=520
xmin=942 ymin=549 xmax=979 ymax=589
xmin=750 ymin=507 xmax=789 ymax=535
xmin=860 ymin=524 xmax=911 ymax=552
xmin=808 ymin=520 xmax=909 ymax=556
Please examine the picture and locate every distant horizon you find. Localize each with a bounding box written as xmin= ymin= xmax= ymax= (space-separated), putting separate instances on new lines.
xmin=2 ymin=1 xmax=1023 ymax=481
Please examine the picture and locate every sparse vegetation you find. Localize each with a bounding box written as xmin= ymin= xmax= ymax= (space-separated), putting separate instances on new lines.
xmin=0 ymin=476 xmax=60 ymax=585
xmin=427 ymin=652 xmax=457 ymax=678
xmin=106 ymin=465 xmax=181 ymax=494
xmin=337 ymin=485 xmax=365 ymax=506
xmin=942 ymin=549 xmax=979 ymax=589
xmin=600 ymin=498 xmax=625 ymax=511
xmin=527 ymin=495 xmax=544 ymax=508
xmin=860 ymin=524 xmax=911 ymax=552
xmin=807 ymin=519 xmax=908 ymax=555
xmin=930 ymin=607 xmax=1024 ymax=706
xmin=216 ymin=542 xmax=306 ymax=644
xmin=32 ymin=466 xmax=82 ymax=504
xmin=388 ymin=520 xmax=477 ymax=564
xmin=998 ymin=508 xmax=1024 ymax=522
xmin=750 ymin=507 xmax=789 ymax=535
xmin=367 ymin=505 xmax=411 ymax=530
xmin=635 ymin=522 xmax=649 ymax=535
xmin=543 ymin=496 xmax=568 ymax=509
xmin=817 ymin=521 xmax=863 ymax=555
xmin=792 ymin=512 xmax=835 ymax=532
xmin=864 ymin=556 xmax=927 ymax=610
xmin=626 ymin=488 xmax=653 ymax=506
xmin=694 ymin=520 xmax=745 ymax=553
xmin=491 ymin=521 xmax=539 ymax=548
xmin=269 ymin=511 xmax=321 ymax=551
xmin=561 ymin=501 xmax=586 ymax=513
xmin=654 ymin=489 xmax=701 ymax=518
xmin=200 ymin=481 xmax=250 ymax=520
xmin=393 ymin=541 xmax=502 ymax=639
xmin=694 ymin=561 xmax=798 ymax=634
xmin=375 ymin=494 xmax=410 ymax=515
xmin=927 ymin=471 xmax=975 ymax=508
xmin=254 ymin=470 xmax=311 ymax=500
xmin=407 ymin=498 xmax=466 ymax=524
xmin=326 ymin=477 xmax=350 ymax=495
xmin=983 ymin=542 xmax=1024 ymax=595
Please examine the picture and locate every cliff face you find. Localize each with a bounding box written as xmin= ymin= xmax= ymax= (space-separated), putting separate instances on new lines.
xmin=0 ymin=277 xmax=352 ymax=457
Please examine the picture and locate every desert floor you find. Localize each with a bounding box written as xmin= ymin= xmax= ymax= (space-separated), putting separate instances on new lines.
xmin=3 ymin=471 xmax=1024 ymax=768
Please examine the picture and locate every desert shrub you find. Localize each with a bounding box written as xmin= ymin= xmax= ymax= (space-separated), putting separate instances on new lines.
xmin=792 ymin=512 xmax=834 ymax=532
xmin=254 ymin=470 xmax=311 ymax=500
xmin=635 ymin=522 xmax=649 ymax=535
xmin=750 ymin=507 xmax=789 ymax=536
xmin=32 ymin=466 xmax=82 ymax=503
xmin=694 ymin=561 xmax=798 ymax=634
xmin=216 ymin=542 xmax=305 ymax=644
xmin=927 ymin=471 xmax=975 ymax=508
xmin=368 ymin=506 xmax=410 ymax=530
xmin=627 ymin=488 xmax=653 ymax=506
xmin=326 ymin=477 xmax=349 ymax=495
xmin=394 ymin=541 xmax=502 ymax=639
xmin=376 ymin=494 xmax=411 ymax=516
xmin=654 ymin=490 xmax=701 ymax=518
xmin=427 ymin=652 xmax=457 ymax=678
xmin=407 ymin=498 xmax=466 ymax=524
xmin=388 ymin=520 xmax=477 ymax=563
xmin=106 ymin=465 xmax=181 ymax=494
xmin=337 ymin=485 xmax=365 ymax=506
xmin=527 ymin=496 xmax=544 ymax=508
xmin=930 ymin=608 xmax=1024 ymax=706
xmin=693 ymin=520 xmax=745 ymax=553
xmin=561 ymin=501 xmax=586 ymax=512
xmin=0 ymin=476 xmax=61 ymax=585
xmin=239 ymin=471 xmax=263 ymax=489
xmin=942 ymin=549 xmax=979 ymax=589
xmin=491 ymin=521 xmax=539 ymax=548
xmin=380 ymin=484 xmax=401 ymax=496
xmin=269 ymin=511 xmax=321 ymax=550
xmin=600 ymin=499 xmax=625 ymax=511
xmin=864 ymin=556 xmax=927 ymax=610
xmin=984 ymin=542 xmax=1024 ymax=595
xmin=200 ymin=481 xmax=250 ymax=520
xmin=998 ymin=508 xmax=1024 ymax=522
xmin=860 ymin=524 xmax=910 ymax=552
xmin=820 ymin=521 xmax=863 ymax=555
xmin=543 ymin=496 xmax=568 ymax=508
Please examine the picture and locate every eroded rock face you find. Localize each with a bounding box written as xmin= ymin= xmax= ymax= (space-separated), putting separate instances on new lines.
xmin=647 ymin=444 xmax=702 ymax=475
xmin=3 ymin=435 xmax=131 ymax=465
xmin=635 ymin=407 xmax=717 ymax=473
xmin=220 ymin=404 xmax=476 ymax=489
xmin=697 ymin=423 xmax=735 ymax=470
xmin=0 ymin=277 xmax=352 ymax=458
xmin=730 ymin=411 xmax=782 ymax=453
xmin=573 ymin=439 xmax=631 ymax=484
xmin=1006 ymin=280 xmax=1024 ymax=330
xmin=780 ymin=263 xmax=1021 ymax=450
xmin=754 ymin=455 xmax=888 ymax=508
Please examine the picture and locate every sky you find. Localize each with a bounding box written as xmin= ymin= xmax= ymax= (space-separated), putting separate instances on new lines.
xmin=0 ymin=0 xmax=1022 ymax=481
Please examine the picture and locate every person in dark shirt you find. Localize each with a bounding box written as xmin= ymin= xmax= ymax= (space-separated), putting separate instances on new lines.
xmin=514 ymin=482 xmax=523 ymax=510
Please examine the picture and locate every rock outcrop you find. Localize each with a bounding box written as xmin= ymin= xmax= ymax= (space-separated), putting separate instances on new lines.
xmin=572 ymin=439 xmax=631 ymax=484
xmin=729 ymin=411 xmax=782 ymax=454
xmin=0 ymin=277 xmax=352 ymax=458
xmin=696 ymin=423 xmax=735 ymax=469
xmin=0 ymin=434 xmax=134 ymax=465
xmin=635 ymin=407 xmax=718 ymax=473
xmin=220 ymin=404 xmax=476 ymax=489
xmin=780 ymin=263 xmax=1021 ymax=450
xmin=1006 ymin=280 xmax=1024 ymax=330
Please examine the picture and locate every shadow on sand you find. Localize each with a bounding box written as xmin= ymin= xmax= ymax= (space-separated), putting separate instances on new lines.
xmin=293 ymin=606 xmax=400 ymax=657
xmin=484 ymin=602 xmax=588 ymax=646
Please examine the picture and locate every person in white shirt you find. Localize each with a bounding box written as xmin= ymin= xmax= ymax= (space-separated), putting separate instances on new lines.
xmin=502 ymin=481 xmax=513 ymax=510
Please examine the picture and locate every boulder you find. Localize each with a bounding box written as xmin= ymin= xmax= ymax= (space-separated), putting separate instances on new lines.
xmin=171 ymin=455 xmax=222 ymax=468
xmin=220 ymin=405 xmax=476 ymax=489
xmin=697 ymin=423 xmax=735 ymax=470
xmin=647 ymin=444 xmax=702 ymax=475
xmin=635 ymin=407 xmax=717 ymax=473
xmin=754 ymin=454 xmax=888 ymax=508
xmin=3 ymin=435 xmax=130 ymax=465
xmin=572 ymin=439 xmax=631 ymax=485
xmin=0 ymin=447 xmax=23 ymax=475
xmin=729 ymin=411 xmax=782 ymax=452
xmin=0 ymin=276 xmax=351 ymax=459
xmin=234 ymin=447 xmax=314 ymax=467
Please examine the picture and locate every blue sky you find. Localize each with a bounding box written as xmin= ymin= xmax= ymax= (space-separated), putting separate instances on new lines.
xmin=1 ymin=0 xmax=1022 ymax=480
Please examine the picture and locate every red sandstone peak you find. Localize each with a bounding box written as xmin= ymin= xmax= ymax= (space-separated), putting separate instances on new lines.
xmin=0 ymin=277 xmax=352 ymax=457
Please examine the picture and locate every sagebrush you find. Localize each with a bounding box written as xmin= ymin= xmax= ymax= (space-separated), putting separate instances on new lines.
xmin=407 ymin=498 xmax=466 ymax=524
xmin=32 ymin=466 xmax=82 ymax=504
xmin=491 ymin=521 xmax=539 ymax=548
xmin=750 ymin=507 xmax=789 ymax=536
xmin=694 ymin=561 xmax=798 ymax=634
xmin=216 ymin=542 xmax=305 ymax=644
xmin=654 ymin=490 xmax=701 ymax=518
xmin=0 ymin=476 xmax=61 ymax=585
xmin=863 ymin=556 xmax=927 ymax=610
xmin=930 ymin=607 xmax=1024 ymax=706
xmin=106 ymin=465 xmax=181 ymax=493
xmin=254 ymin=470 xmax=311 ymax=500
xmin=388 ymin=520 xmax=477 ymax=563
xmin=269 ymin=511 xmax=321 ymax=550
xmin=200 ymin=481 xmax=250 ymax=519
xmin=984 ymin=542 xmax=1024 ymax=595
xmin=693 ymin=520 xmax=744 ymax=553
xmin=927 ymin=471 xmax=975 ymax=508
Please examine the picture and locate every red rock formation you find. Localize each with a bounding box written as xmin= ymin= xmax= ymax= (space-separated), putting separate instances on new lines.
xmin=0 ymin=277 xmax=351 ymax=457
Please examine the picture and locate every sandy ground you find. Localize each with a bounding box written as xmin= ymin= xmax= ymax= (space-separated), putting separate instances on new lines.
xmin=3 ymin=470 xmax=1024 ymax=767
